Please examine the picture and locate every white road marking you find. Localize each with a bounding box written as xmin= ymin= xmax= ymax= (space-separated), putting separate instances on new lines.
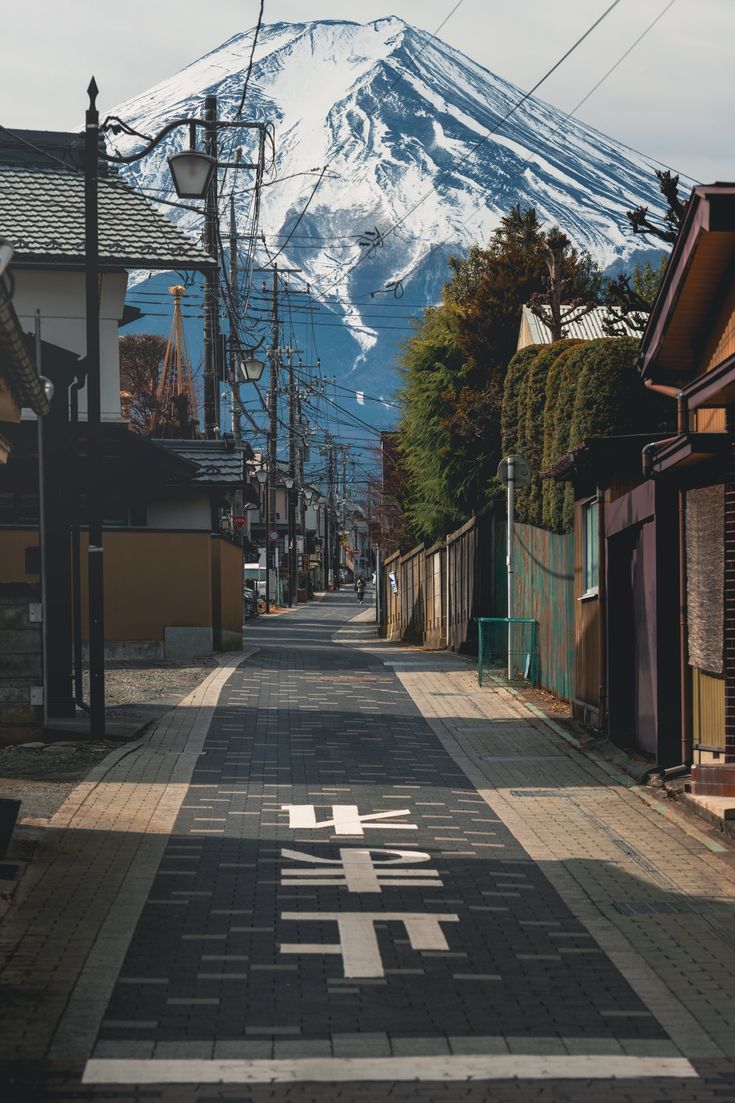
xmin=83 ymin=1055 xmax=698 ymax=1083
xmin=280 ymin=848 xmax=442 ymax=894
xmin=280 ymin=912 xmax=459 ymax=977
xmin=282 ymin=804 xmax=417 ymax=835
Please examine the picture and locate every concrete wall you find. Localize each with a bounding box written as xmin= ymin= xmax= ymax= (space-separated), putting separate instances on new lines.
xmin=146 ymin=492 xmax=212 ymax=530
xmin=13 ymin=269 xmax=127 ymax=423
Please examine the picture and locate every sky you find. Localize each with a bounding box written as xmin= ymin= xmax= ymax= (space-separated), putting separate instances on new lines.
xmin=1 ymin=0 xmax=731 ymax=185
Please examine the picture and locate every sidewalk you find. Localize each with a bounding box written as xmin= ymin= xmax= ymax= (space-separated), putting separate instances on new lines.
xmin=1 ymin=598 xmax=735 ymax=1101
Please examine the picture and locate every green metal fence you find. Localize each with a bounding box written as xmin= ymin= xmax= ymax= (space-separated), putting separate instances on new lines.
xmin=477 ymin=617 xmax=538 ymax=687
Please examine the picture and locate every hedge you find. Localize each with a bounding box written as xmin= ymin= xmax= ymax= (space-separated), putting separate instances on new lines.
xmin=502 ymin=335 xmax=671 ymax=533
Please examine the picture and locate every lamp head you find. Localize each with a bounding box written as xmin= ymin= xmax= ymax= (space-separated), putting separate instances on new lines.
xmin=239 ymin=356 xmax=266 ymax=383
xmin=168 ymin=149 xmax=216 ymax=199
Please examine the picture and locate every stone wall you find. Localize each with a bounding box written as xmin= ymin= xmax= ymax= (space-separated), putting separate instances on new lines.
xmin=0 ymin=582 xmax=42 ymax=737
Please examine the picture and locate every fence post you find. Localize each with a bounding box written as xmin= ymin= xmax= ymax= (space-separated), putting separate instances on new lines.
xmin=478 ymin=619 xmax=484 ymax=686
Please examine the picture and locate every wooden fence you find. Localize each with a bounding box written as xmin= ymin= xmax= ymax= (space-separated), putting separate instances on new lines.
xmin=379 ymin=502 xmax=575 ymax=700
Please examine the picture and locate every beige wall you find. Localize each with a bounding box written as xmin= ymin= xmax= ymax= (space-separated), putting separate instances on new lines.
xmin=218 ymin=537 xmax=244 ymax=637
xmin=78 ymin=531 xmax=213 ymax=640
xmin=0 ymin=529 xmax=38 ymax=582
xmin=1 ymin=527 xmax=245 ymax=650
xmin=13 ymin=269 xmax=127 ymax=423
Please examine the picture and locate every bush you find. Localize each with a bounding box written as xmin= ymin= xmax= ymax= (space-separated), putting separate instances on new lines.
xmin=542 ymin=344 xmax=589 ymax=531
xmin=522 ymin=341 xmax=578 ymax=525
xmin=501 ymin=336 xmax=673 ymax=534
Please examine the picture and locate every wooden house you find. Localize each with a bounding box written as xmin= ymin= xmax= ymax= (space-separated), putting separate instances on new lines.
xmin=638 ymin=183 xmax=735 ymax=795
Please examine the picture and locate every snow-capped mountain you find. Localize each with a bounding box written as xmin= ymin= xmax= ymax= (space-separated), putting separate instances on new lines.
xmin=111 ymin=17 xmax=675 ymax=422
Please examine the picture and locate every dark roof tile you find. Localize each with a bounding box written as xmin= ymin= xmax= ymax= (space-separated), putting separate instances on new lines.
xmin=0 ymin=164 xmax=214 ymax=270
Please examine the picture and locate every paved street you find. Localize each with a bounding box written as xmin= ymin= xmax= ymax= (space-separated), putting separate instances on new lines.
xmin=3 ymin=591 xmax=735 ymax=1100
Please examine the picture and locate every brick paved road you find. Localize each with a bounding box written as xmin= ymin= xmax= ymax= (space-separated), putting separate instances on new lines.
xmin=3 ymin=592 xmax=735 ymax=1101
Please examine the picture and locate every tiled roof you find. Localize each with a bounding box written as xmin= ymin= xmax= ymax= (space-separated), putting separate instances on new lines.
xmin=155 ymin=439 xmax=247 ymax=486
xmin=0 ymin=163 xmax=215 ymax=270
xmin=0 ymin=274 xmax=49 ymax=416
xmin=519 ymin=305 xmax=642 ymax=347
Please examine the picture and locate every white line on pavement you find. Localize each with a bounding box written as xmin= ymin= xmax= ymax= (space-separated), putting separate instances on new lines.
xmin=83 ymin=1055 xmax=698 ymax=1084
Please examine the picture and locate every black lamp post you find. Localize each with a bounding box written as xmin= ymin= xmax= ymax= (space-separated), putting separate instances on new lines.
xmin=254 ymin=467 xmax=270 ymax=613
xmin=83 ymin=78 xmax=268 ymax=735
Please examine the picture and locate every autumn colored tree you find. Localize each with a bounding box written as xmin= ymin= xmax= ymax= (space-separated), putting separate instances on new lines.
xmin=396 ymin=205 xmax=602 ymax=543
xmin=119 ymin=333 xmax=166 ymax=434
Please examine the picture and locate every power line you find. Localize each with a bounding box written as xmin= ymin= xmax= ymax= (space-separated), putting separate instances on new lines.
xmin=317 ymin=0 xmax=625 ymax=299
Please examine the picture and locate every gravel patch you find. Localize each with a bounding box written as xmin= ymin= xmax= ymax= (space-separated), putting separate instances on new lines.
xmin=0 ymin=658 xmax=218 ymax=823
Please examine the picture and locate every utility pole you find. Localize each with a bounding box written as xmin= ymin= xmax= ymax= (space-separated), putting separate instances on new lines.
xmin=297 ymin=396 xmax=307 ymax=590
xmin=268 ymin=266 xmax=279 ymax=603
xmin=228 ymin=188 xmax=241 ymax=444
xmin=287 ymin=346 xmax=297 ymax=606
xmin=325 ymin=439 xmax=335 ymax=591
xmin=255 ymin=264 xmax=301 ymax=606
xmin=203 ymin=94 xmax=220 ymax=438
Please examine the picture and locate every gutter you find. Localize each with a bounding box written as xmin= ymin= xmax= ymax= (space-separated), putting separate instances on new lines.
xmin=641 ymin=389 xmax=692 ymax=767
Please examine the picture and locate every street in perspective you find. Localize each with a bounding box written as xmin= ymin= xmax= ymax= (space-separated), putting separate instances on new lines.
xmin=1 ymin=1 xmax=735 ymax=1100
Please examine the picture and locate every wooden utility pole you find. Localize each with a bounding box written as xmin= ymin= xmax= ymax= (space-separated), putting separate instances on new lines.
xmin=297 ymin=391 xmax=307 ymax=585
xmin=287 ymin=347 xmax=297 ymax=606
xmin=229 ymin=188 xmax=241 ymax=444
xmin=203 ymin=94 xmax=220 ymax=437
xmin=254 ymin=264 xmax=300 ymax=604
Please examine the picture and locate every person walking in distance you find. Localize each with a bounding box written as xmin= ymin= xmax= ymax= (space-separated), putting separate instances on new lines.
xmin=356 ymin=576 xmax=366 ymax=605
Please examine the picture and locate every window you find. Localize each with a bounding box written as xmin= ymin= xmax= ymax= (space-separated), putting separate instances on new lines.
xmin=583 ymin=498 xmax=599 ymax=596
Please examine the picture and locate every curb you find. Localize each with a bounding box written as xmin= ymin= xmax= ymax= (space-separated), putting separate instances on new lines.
xmin=489 ymin=677 xmax=733 ymax=856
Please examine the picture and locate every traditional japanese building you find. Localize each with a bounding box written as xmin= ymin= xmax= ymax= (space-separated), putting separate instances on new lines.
xmin=638 ymin=182 xmax=735 ymax=796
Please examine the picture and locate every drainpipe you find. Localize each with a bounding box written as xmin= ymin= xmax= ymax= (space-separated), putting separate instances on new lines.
xmin=678 ymin=467 xmax=692 ymax=766
xmin=641 ymin=386 xmax=692 ymax=767
xmin=597 ymin=483 xmax=607 ymax=734
xmin=69 ymin=377 xmax=87 ymax=709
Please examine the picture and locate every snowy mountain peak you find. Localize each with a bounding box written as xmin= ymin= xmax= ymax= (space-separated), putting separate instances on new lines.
xmin=112 ymin=18 xmax=678 ymax=400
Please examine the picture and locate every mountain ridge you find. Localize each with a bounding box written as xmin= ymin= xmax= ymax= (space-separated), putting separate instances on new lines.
xmin=112 ymin=17 xmax=675 ymax=422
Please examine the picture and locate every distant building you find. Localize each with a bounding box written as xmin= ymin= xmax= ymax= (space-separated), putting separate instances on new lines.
xmin=517 ymin=305 xmax=642 ymax=350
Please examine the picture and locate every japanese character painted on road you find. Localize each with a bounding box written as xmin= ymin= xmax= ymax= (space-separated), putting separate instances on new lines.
xmin=281 ymin=804 xmax=417 ymax=836
xmin=280 ymin=912 xmax=460 ymax=977
xmin=280 ymin=847 xmax=443 ymax=893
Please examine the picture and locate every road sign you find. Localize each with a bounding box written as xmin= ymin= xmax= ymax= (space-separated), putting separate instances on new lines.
xmin=497 ymin=455 xmax=531 ymax=488
xmin=269 ymin=530 xmax=279 ymax=542
xmin=232 ymin=515 xmax=246 ymax=531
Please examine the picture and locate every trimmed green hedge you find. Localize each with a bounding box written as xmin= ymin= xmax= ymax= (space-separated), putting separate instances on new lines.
xmin=502 ymin=336 xmax=670 ymax=533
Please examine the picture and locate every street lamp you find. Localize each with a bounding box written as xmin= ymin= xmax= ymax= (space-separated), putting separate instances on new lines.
xmin=239 ymin=356 xmax=266 ymax=383
xmin=82 ymin=79 xmax=270 ymax=734
xmin=168 ymin=149 xmax=217 ymax=199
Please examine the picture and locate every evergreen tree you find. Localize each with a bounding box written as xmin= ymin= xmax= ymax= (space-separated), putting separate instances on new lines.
xmin=396 ymin=206 xmax=602 ymax=543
